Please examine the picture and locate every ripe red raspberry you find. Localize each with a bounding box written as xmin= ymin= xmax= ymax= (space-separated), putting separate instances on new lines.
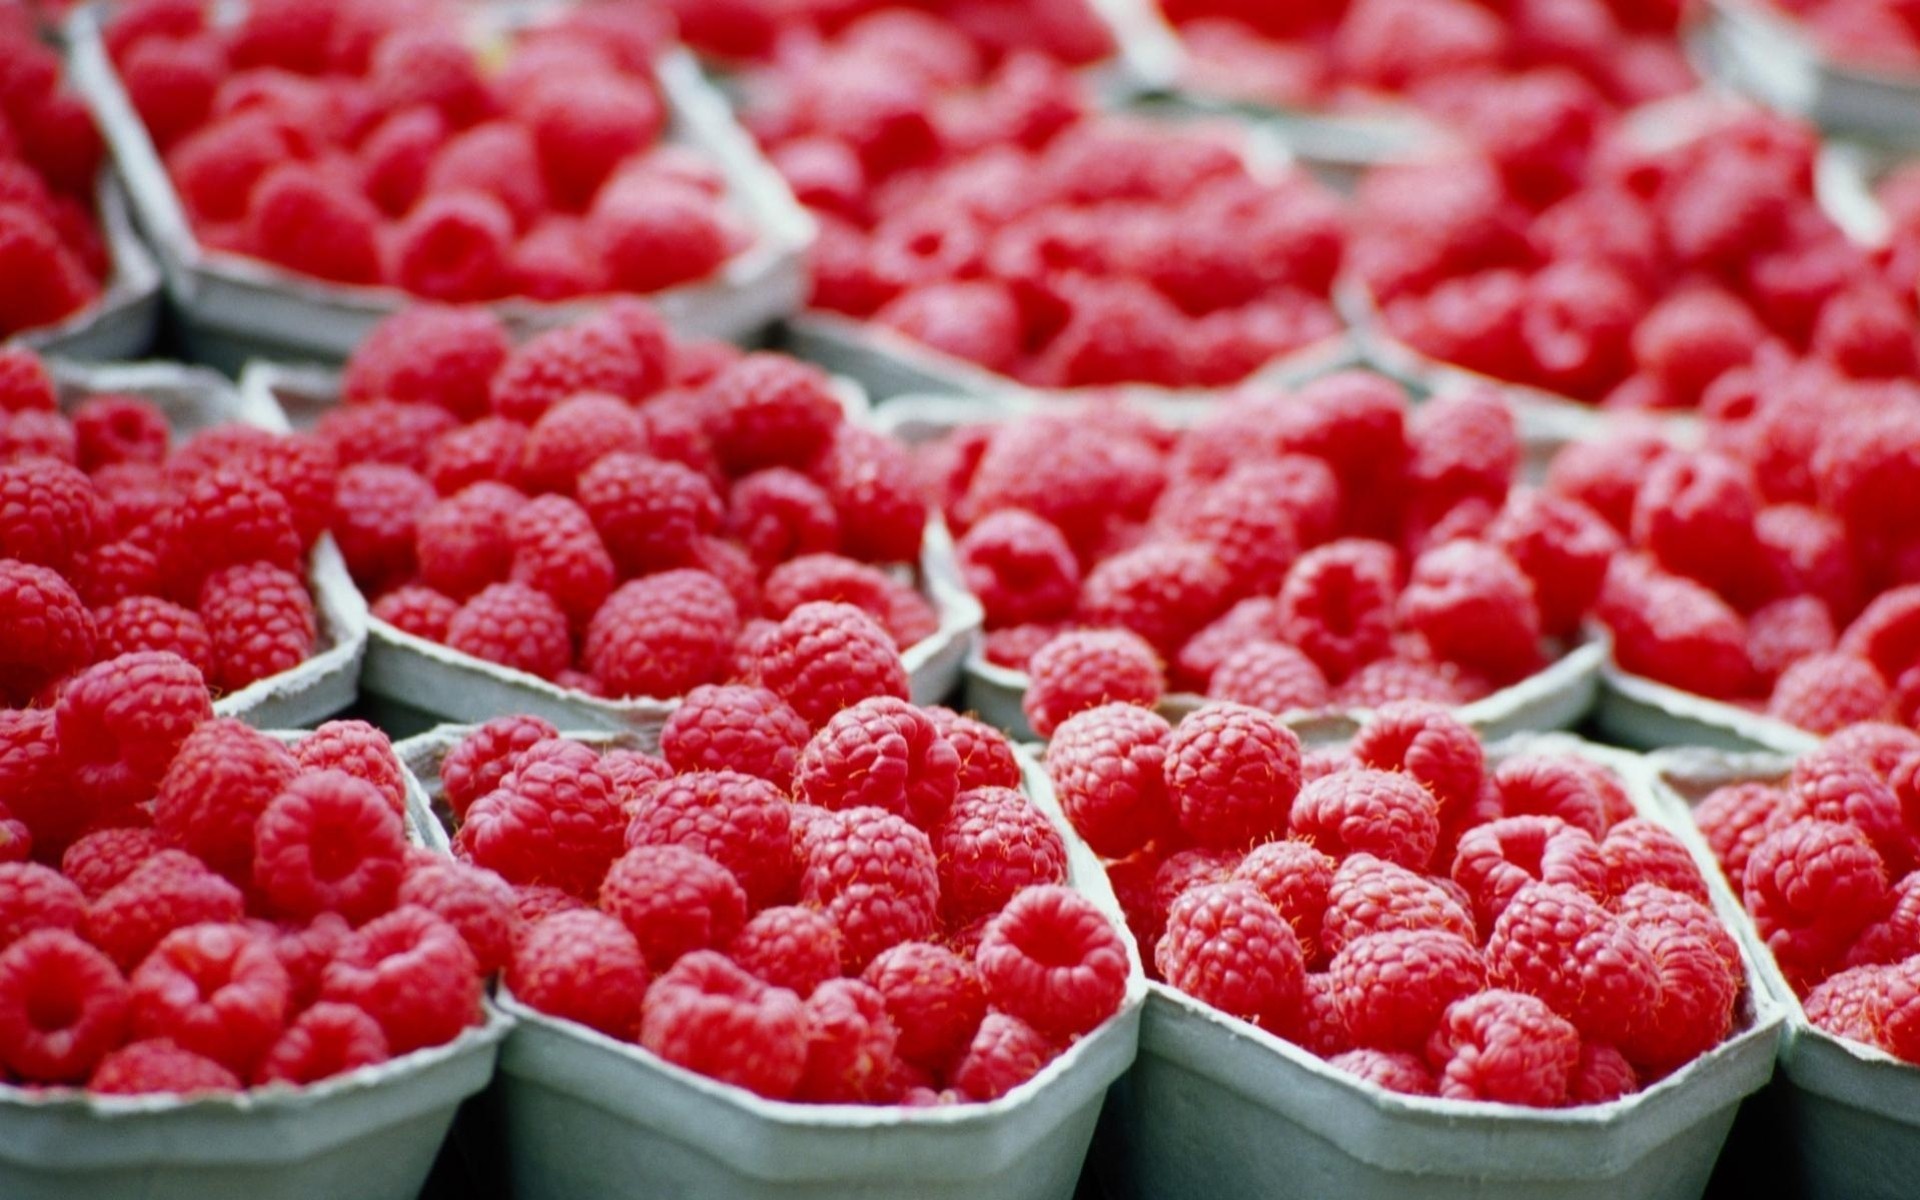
xmin=372 ymin=585 xmax=459 ymax=642
xmin=440 ymin=715 xmax=558 ymax=822
xmin=1427 ymin=989 xmax=1581 ymax=1107
xmin=796 ymin=805 xmax=940 ymax=971
xmin=506 ymin=494 xmax=615 ymax=627
xmin=1398 ymin=540 xmax=1545 ymax=684
xmin=92 ymin=595 xmax=210 ymax=675
xmin=600 ymin=748 xmax=672 ymax=809
xmin=0 ymin=559 xmax=95 ymax=703
xmin=701 ymin=354 xmax=841 ymax=476
xmin=1803 ymin=962 xmax=1890 ymax=1047
xmin=460 ymin=738 xmax=623 ymax=898
xmin=1769 ymin=653 xmax=1893 ymax=734
xmin=1695 ymin=781 xmax=1787 ymax=884
xmin=197 ymin=560 xmax=317 ymax=692
xmin=1485 ymin=488 xmax=1621 ymax=640
xmin=88 ymin=1036 xmax=240 ymax=1095
xmin=1275 ymin=540 xmax=1398 ymax=682
xmin=591 ymin=185 xmax=734 ymax=294
xmin=320 ymin=905 xmax=481 ymax=1056
xmin=910 ymin=713 xmax=1011 ymax=799
xmin=600 ymin=844 xmax=747 ymax=973
xmin=1228 ymin=840 xmax=1337 ymax=968
xmin=1600 ymin=818 xmax=1713 ymax=903
xmin=329 ymin=462 xmax=437 ymax=593
xmin=1745 ymin=818 xmax=1891 ymax=986
xmin=1845 ymin=869 xmax=1920 ymax=969
xmin=490 ymin=321 xmax=657 ymax=425
xmin=243 ymin=161 xmax=383 ymax=284
xmin=640 ymin=950 xmax=808 ymax=1099
xmin=1023 ymin=629 xmax=1164 ymax=740
xmin=1079 ymin=542 xmax=1232 ymax=660
xmin=933 ymin=787 xmax=1067 ymax=925
xmin=342 ymin=306 xmax=509 ymax=420
xmin=1157 ymin=881 xmax=1305 ymax=1033
xmin=955 ymin=509 xmax=1080 ymax=628
xmin=154 ymin=717 xmax=299 ymax=883
xmin=128 ymin=922 xmax=289 ymax=1075
xmin=1164 ymin=703 xmax=1303 ymax=850
xmin=1599 ymin=557 xmax=1753 ymax=698
xmin=1754 ymin=506 xmax=1858 ymax=624
xmin=1208 ymin=642 xmax=1331 ymax=715
xmin=1826 ymin=723 xmax=1920 ymax=779
xmin=1405 ymin=388 xmax=1518 ymax=514
xmin=73 ymin=395 xmax=169 ymax=471
xmin=1839 ymin=585 xmax=1920 ymax=682
xmin=0 ymin=457 xmax=99 ymax=573
xmin=1043 ymin=703 xmax=1174 ymax=859
xmin=752 ymin=601 xmax=910 ymax=728
xmin=1321 ymin=853 xmax=1476 ymax=959
xmin=0 ymin=409 xmax=76 ymax=469
xmin=1330 ymin=928 xmax=1485 ymax=1052
xmin=254 ymin=770 xmax=406 ymax=926
xmin=68 ymin=539 xmax=163 ymax=610
xmin=514 ymin=394 xmax=648 ymax=498
xmin=1630 ymin=452 xmax=1769 ymax=603
xmin=862 ymin=940 xmax=986 ymax=1072
xmin=1486 ymin=755 xmax=1609 ymax=839
xmin=509 ymin=909 xmax=649 ymax=1040
xmin=56 ymin=650 xmax=212 ymax=815
xmin=762 ymin=555 xmax=935 ymax=649
xmin=793 ymin=697 xmax=961 ymax=832
xmin=1292 ymin=768 xmax=1441 ymax=872
xmin=723 ymin=467 xmax=838 ymax=571
xmin=1451 ymin=816 xmax=1607 ymax=931
xmin=574 ymin=452 xmax=722 ymax=580
xmin=0 ymin=929 xmax=129 ymax=1084
xmin=659 ymin=684 xmax=809 ymax=791
xmin=255 ymin=1001 xmax=390 ymax=1086
xmin=1544 ymin=431 xmax=1671 ymax=534
xmin=731 ymin=906 xmax=843 ymax=998
xmin=1487 ymin=882 xmax=1660 ymax=1047
xmin=1327 ymin=1047 xmax=1435 ymax=1096
xmin=1564 ymin=1036 xmax=1639 ymax=1104
xmin=62 ymin=828 xmax=164 ymax=901
xmin=423 ymin=419 xmax=524 ymax=497
xmin=84 ymin=849 xmax=244 ymax=974
xmin=0 ymin=862 xmax=82 ymax=947
xmin=389 ymin=190 xmax=513 ymax=302
xmin=415 ymin=483 xmax=522 ymax=602
xmin=584 ymin=570 xmax=739 ymax=700
xmin=446 ymin=582 xmax=572 ymax=681
xmin=624 ymin=772 xmax=793 ymax=909
xmin=808 ymin=424 xmax=930 ymax=566
xmin=398 ymin=861 xmax=519 ymax=976
xmin=949 ymin=1010 xmax=1057 ymax=1101
xmin=294 ymin=720 xmax=407 ymax=816
xmin=0 ymin=349 xmax=56 ymax=413
xmin=1616 ymin=887 xmax=1744 ymax=1063
xmin=976 ymin=885 xmax=1128 ymax=1041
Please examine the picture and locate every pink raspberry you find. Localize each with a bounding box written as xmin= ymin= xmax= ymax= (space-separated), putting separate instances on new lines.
xmin=582 ymin=570 xmax=740 ymax=698
xmin=1614 ymin=892 xmax=1742 ymax=1074
xmin=1079 ymin=541 xmax=1232 ymax=659
xmin=658 ymin=684 xmax=809 ymax=791
xmin=577 ymin=452 xmax=722 ymax=578
xmin=425 ymin=420 xmax=526 ymax=495
xmin=0 ymin=862 xmax=82 ymax=947
xmin=1023 ymin=628 xmax=1164 ymax=739
xmin=795 ymin=805 xmax=940 ymax=971
xmin=294 ymin=720 xmax=405 ymax=814
xmin=600 ymin=749 xmax=672 ymax=809
xmin=751 ymin=601 xmax=909 ymax=728
xmin=89 ymin=1037 xmax=240 ymax=1095
xmin=794 ymin=977 xmax=903 ymax=1103
xmin=924 ymin=706 xmax=1021 ymax=793
xmin=1157 ymin=881 xmax=1305 ymax=1033
xmin=504 ymin=493 xmax=616 ymax=629
xmin=489 ymin=321 xmax=658 ymax=425
xmin=724 ymin=467 xmax=840 ymax=571
xmin=624 ymin=771 xmax=793 ymax=908
xmin=640 ymin=950 xmax=808 ymax=1099
xmin=976 ymin=885 xmax=1128 ymax=1039
xmin=933 ymin=787 xmax=1067 ymax=924
xmin=0 ymin=457 xmax=100 ymax=572
xmin=809 ymin=424 xmax=929 ymax=566
xmin=1803 ymin=962 xmax=1891 ymax=1047
xmin=731 ymin=906 xmax=843 ymax=998
xmin=949 ymin=1010 xmax=1058 ymax=1101
xmin=956 ymin=509 xmax=1080 ymax=628
xmin=1230 ymin=841 xmax=1338 ymax=968
xmin=93 ymin=595 xmax=212 ymax=675
xmin=459 ymin=739 xmax=624 ymax=897
xmin=1568 ymin=1038 xmax=1639 ymax=1105
xmin=1397 ymin=540 xmax=1544 ymax=684
xmin=762 ymin=554 xmax=935 ymax=649
xmin=197 ymin=560 xmax=317 ymax=692
xmin=1600 ymin=817 xmax=1713 ymax=902
xmin=254 ymin=770 xmax=407 ymax=926
xmin=600 ymin=845 xmax=747 ymax=973
xmin=1599 ymin=557 xmax=1754 ymax=699
xmin=862 ymin=941 xmax=986 ymax=1072
xmin=154 ymin=717 xmax=299 ymax=883
xmin=61 ymin=827 xmax=164 ymax=901
xmin=128 ymin=922 xmax=289 ymax=1076
xmin=1207 ymin=641 xmax=1331 ymax=714
xmin=415 ymin=483 xmax=521 ymax=601
xmin=1485 ymin=489 xmax=1622 ymax=639
xmin=1427 ymin=989 xmax=1581 ymax=1107
xmin=701 ymin=354 xmax=841 ymax=476
xmin=1043 ymin=703 xmax=1175 ymax=859
xmin=1331 ymin=928 xmax=1485 ymax=1052
xmin=1292 ymin=768 xmax=1441 ymax=872
xmin=1694 ymin=781 xmax=1788 ymax=884
xmin=1744 ymin=818 xmax=1891 ymax=987
xmin=1487 ymin=882 xmax=1660 ymax=1047
xmin=1330 ymin=1047 xmax=1436 ymax=1096
xmin=509 ymin=909 xmax=649 ymax=1040
xmin=342 ymin=306 xmax=508 ymax=420
xmin=793 ymin=697 xmax=960 ymax=831
xmin=255 ymin=1001 xmax=390 ymax=1086
xmin=1163 ymin=703 xmax=1303 ymax=850
xmin=398 ymin=860 xmax=519 ymax=976
xmin=1276 ymin=539 xmax=1399 ymax=681
xmin=55 ymin=650 xmax=211 ymax=815
xmin=1770 ymin=653 xmax=1893 ymax=734
xmin=1486 ymin=754 xmax=1611 ymax=838
xmin=0 ymin=559 xmax=95 ymax=704
xmin=1450 ymin=816 xmax=1608 ymax=931
xmin=440 ymin=715 xmax=558 ymax=821
xmin=0 ymin=930 xmax=130 ymax=1084
xmin=319 ymin=905 xmax=480 ymax=1055
xmin=84 ymin=850 xmax=244 ymax=973
xmin=1321 ymin=853 xmax=1476 ymax=960
xmin=1839 ymin=585 xmax=1920 ymax=683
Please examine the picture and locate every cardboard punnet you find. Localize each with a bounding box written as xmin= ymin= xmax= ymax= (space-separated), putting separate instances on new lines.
xmin=67 ymin=4 xmax=814 ymax=371
xmin=11 ymin=177 xmax=161 ymax=362
xmin=1651 ymin=746 xmax=1920 ymax=1200
xmin=1091 ymin=732 xmax=1783 ymax=1200
xmin=50 ymin=360 xmax=368 ymax=727
xmin=396 ymin=726 xmax=1146 ymax=1200
xmin=1695 ymin=0 xmax=1920 ymax=150
xmin=1594 ymin=666 xmax=1823 ymax=755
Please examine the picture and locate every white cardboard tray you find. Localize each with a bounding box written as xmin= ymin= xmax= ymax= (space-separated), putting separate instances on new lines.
xmin=1696 ymin=0 xmax=1920 ymax=150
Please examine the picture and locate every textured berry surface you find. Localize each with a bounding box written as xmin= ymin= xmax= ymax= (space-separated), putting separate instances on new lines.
xmin=1165 ymin=703 xmax=1303 ymax=850
xmin=1157 ymin=881 xmax=1305 ymax=1032
xmin=639 ymin=951 xmax=807 ymax=1100
xmin=1427 ymin=989 xmax=1581 ymax=1106
xmin=1023 ymin=629 xmax=1164 ymax=740
xmin=1487 ymin=883 xmax=1659 ymax=1047
xmin=976 ymin=886 xmax=1127 ymax=1039
xmin=624 ymin=771 xmax=793 ymax=908
xmin=510 ymin=909 xmax=650 ymax=1041
xmin=1045 ymin=704 xmax=1174 ymax=859
xmin=793 ymin=697 xmax=961 ymax=831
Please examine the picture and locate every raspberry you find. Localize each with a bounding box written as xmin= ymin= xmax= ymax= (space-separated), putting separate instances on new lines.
xmin=600 ymin=845 xmax=747 ymax=973
xmin=591 ymin=186 xmax=734 ymax=294
xmin=446 ymin=582 xmax=572 ymax=680
xmin=83 ymin=849 xmax=243 ymax=976
xmin=425 ymin=420 xmax=526 ymax=496
xmin=1406 ymin=390 xmax=1519 ymax=517
xmin=1827 ymin=724 xmax=1920 ymax=780
xmin=1229 ymin=841 xmax=1338 ymax=968
xmin=1207 ymin=642 xmax=1331 ymax=715
xmin=933 ymin=787 xmax=1067 ymax=925
xmin=91 ymin=596 xmax=207 ymax=674
xmin=975 ymin=885 xmax=1128 ymax=1041
xmin=1755 ymin=505 xmax=1858 ymax=621
xmin=731 ymin=906 xmax=843 ymax=998
xmin=67 ymin=540 xmax=162 ymax=610
xmin=949 ymin=1010 xmax=1057 ymax=1101
xmin=516 ymin=396 xmax=650 ymax=499
xmin=1615 ymin=889 xmax=1743 ymax=1070
xmin=398 ymin=862 xmax=519 ymax=976
xmin=440 ymin=715 xmax=557 ymax=821
xmin=506 ymin=495 xmax=615 ymax=627
xmin=1351 ymin=702 xmax=1482 ymax=821
xmin=752 ymin=602 xmax=910 ymax=728
xmin=1487 ymin=882 xmax=1660 ymax=1047
xmin=342 ymin=306 xmax=508 ymax=421
xmin=197 ymin=561 xmax=317 ymax=692
xmin=317 ymin=405 xmax=457 ymax=475
xmin=1321 ymin=853 xmax=1476 ymax=959
xmin=640 ymin=950 xmax=808 ymax=1099
xmin=509 ymin=909 xmax=649 ymax=1041
xmin=490 ymin=322 xmax=655 ymax=425
xmin=722 ymin=468 xmax=838 ymax=571
xmin=0 ymin=861 xmax=81 ymax=947
xmin=1077 ymin=542 xmax=1229 ymax=659
xmin=1292 ymin=768 xmax=1442 ymax=872
xmin=795 ymin=806 xmax=940 ymax=971
xmin=1815 ymin=411 xmax=1920 ymax=560
xmin=1427 ymin=989 xmax=1580 ymax=1107
xmin=1598 ymin=558 xmax=1752 ymax=699
xmin=154 ymin=717 xmax=299 ymax=883
xmin=319 ymin=905 xmax=480 ymax=1054
xmin=0 ymin=559 xmax=95 ymax=702
xmin=1840 ymin=585 xmax=1920 ymax=682
xmin=793 ymin=697 xmax=960 ymax=832
xmin=1803 ymin=963 xmax=1890 ymax=1047
xmin=1744 ymin=819 xmax=1891 ymax=986
xmin=1330 ymin=928 xmax=1485 ymax=1053
xmin=460 ymin=739 xmax=623 ymax=898
xmin=511 ymin=885 xmax=586 ymax=928
xmin=1600 ymin=818 xmax=1712 ymax=903
xmin=256 ymin=1001 xmax=390 ymax=1086
xmin=1328 ymin=1047 xmax=1436 ymax=1096
xmin=127 ymin=922 xmax=289 ymax=1075
xmin=295 ymin=720 xmax=407 ymax=817
xmin=1275 ymin=540 xmax=1398 ymax=681
xmin=1486 ymin=755 xmax=1609 ymax=839
xmin=762 ymin=555 xmax=933 ymax=649
xmin=0 ymin=928 xmax=127 ymax=1084
xmin=56 ymin=651 xmax=212 ymax=815
xmin=253 ymin=770 xmax=406 ymax=926
xmin=0 ymin=457 xmax=99 ymax=572
xmin=600 ymin=749 xmax=673 ymax=808
xmin=1770 ymin=653 xmax=1893 ymax=734
xmin=90 ymin=1037 xmax=239 ymax=1097
xmin=60 ymin=828 xmax=164 ymax=903
xmin=0 ymin=349 xmax=56 ymax=413
xmin=1043 ymin=703 xmax=1174 ymax=859
xmin=1695 ymin=781 xmax=1787 ymax=884
xmin=72 ymin=395 xmax=168 ymax=471
xmin=1157 ymin=881 xmax=1305 ymax=1032
xmin=699 ymin=354 xmax=841 ymax=476
xmin=1399 ymin=540 xmax=1545 ymax=684
xmin=808 ymin=425 xmax=930 ymax=568
xmin=624 ymin=772 xmax=793 ymax=908
xmin=0 ymin=409 xmax=78 ymax=467
xmin=415 ymin=483 xmax=522 ymax=600
xmin=1160 ymin=703 xmax=1303 ymax=851
xmin=243 ymin=161 xmax=382 ymax=284
xmin=1023 ymin=629 xmax=1164 ymax=740
xmin=118 ymin=32 xmax=221 ymax=148
xmin=1451 ymin=816 xmax=1608 ymax=931
xmin=328 ymin=462 xmax=436 ymax=592
xmin=584 ymin=571 xmax=739 ymax=699
xmin=790 ymin=977 xmax=901 ymax=1103
xmin=861 ymin=941 xmax=986 ymax=1072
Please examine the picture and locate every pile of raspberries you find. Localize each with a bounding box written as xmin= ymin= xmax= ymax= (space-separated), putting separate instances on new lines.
xmin=1766 ymin=0 xmax=1920 ymax=71
xmin=660 ymin=0 xmax=1115 ymax=65
xmin=447 ymin=690 xmax=1130 ymax=1104
xmin=1049 ymin=699 xmax=1745 ymax=1106
xmin=105 ymin=0 xmax=747 ymax=302
xmin=1692 ymin=723 xmax=1920 ymax=1063
xmin=1552 ymin=358 xmax=1920 ymax=734
xmin=1357 ymin=107 xmax=1919 ymax=409
xmin=732 ymin=9 xmax=1346 ymax=389
xmin=1161 ymin=0 xmax=1693 ymax=115
xmin=0 ymin=15 xmax=112 ymax=336
xmin=306 ymin=301 xmax=934 ymax=701
xmin=0 ymin=650 xmax=490 ymax=1094
xmin=926 ymin=373 xmax=1609 ymax=736
xmin=0 ymin=346 xmax=326 ymax=705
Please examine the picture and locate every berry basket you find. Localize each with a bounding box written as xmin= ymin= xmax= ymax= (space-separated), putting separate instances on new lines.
xmin=13 ymin=177 xmax=162 ymax=363
xmin=1697 ymin=0 xmax=1920 ymax=149
xmin=1088 ymin=732 xmax=1784 ymax=1200
xmin=51 ymin=360 xmax=368 ymax=728
xmin=0 ymin=731 xmax=509 ymax=1200
xmin=1650 ymin=745 xmax=1920 ymax=1200
xmin=1593 ymin=667 xmax=1823 ymax=756
xmin=66 ymin=5 xmax=814 ymax=372
xmin=240 ymin=361 xmax=981 ymax=737
xmin=394 ymin=725 xmax=1147 ymax=1200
